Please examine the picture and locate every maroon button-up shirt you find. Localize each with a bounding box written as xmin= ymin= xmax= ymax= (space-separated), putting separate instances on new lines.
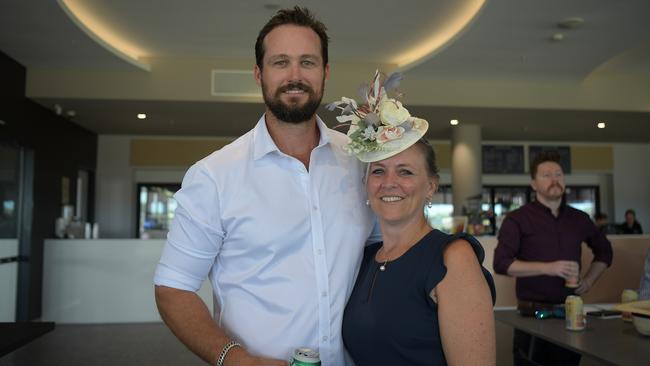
xmin=494 ymin=200 xmax=613 ymax=304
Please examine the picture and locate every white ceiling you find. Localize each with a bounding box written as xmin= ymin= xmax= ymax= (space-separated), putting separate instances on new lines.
xmin=1 ymin=0 xmax=649 ymax=142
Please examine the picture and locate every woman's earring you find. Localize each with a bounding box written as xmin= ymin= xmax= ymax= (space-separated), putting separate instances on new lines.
xmin=366 ymin=199 xmax=370 ymax=206
xmin=426 ymin=199 xmax=433 ymax=208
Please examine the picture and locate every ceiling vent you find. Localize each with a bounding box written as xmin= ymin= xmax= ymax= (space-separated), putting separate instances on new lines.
xmin=211 ymin=69 xmax=261 ymax=98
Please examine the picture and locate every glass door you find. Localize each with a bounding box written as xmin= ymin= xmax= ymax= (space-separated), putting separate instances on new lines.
xmin=0 ymin=143 xmax=21 ymax=321
xmin=136 ymin=183 xmax=180 ymax=239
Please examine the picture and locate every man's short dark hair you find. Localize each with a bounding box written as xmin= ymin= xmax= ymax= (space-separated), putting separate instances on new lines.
xmin=255 ymin=6 xmax=329 ymax=70
xmin=625 ymin=209 xmax=636 ymax=217
xmin=594 ymin=212 xmax=608 ymax=220
xmin=530 ymin=150 xmax=562 ymax=179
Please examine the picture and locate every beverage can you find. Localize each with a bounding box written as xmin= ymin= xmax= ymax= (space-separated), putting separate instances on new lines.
xmin=565 ymin=295 xmax=585 ymax=331
xmin=621 ymin=289 xmax=639 ymax=322
xmin=290 ymin=348 xmax=321 ymax=366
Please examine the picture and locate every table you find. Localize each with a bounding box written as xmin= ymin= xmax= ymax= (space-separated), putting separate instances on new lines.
xmin=495 ymin=310 xmax=650 ymax=366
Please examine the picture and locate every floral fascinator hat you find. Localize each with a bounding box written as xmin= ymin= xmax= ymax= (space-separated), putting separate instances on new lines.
xmin=326 ymin=70 xmax=428 ymax=163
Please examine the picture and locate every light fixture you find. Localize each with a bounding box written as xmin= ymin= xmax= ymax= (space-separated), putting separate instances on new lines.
xmin=551 ymin=33 xmax=564 ymax=42
xmin=597 ymin=122 xmax=606 ymax=129
xmin=450 ymin=119 xmax=459 ymax=126
xmin=137 ymin=113 xmax=147 ymax=120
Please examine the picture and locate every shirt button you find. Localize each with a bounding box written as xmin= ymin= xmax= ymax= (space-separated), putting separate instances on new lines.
xmin=321 ymin=291 xmax=327 ymax=297
xmin=322 ymin=336 xmax=328 ymax=341
xmin=313 ymin=205 xmax=318 ymax=211
xmin=317 ymin=249 xmax=323 ymax=255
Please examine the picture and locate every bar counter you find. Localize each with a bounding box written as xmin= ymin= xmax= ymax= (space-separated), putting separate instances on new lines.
xmin=41 ymin=236 xmax=650 ymax=323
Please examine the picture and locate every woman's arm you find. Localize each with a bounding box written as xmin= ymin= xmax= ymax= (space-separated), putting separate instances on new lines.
xmin=433 ymin=239 xmax=496 ymax=366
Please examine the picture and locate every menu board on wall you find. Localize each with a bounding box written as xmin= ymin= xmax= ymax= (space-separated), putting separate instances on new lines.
xmin=528 ymin=145 xmax=571 ymax=174
xmin=482 ymin=145 xmax=525 ymax=174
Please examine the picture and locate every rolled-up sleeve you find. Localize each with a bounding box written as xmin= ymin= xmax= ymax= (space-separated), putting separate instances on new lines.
xmin=584 ymin=219 xmax=613 ymax=267
xmin=153 ymin=161 xmax=225 ymax=292
xmin=493 ymin=216 xmax=521 ymax=275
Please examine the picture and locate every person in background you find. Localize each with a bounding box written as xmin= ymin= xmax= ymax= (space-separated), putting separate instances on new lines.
xmin=153 ymin=7 xmax=379 ymax=366
xmin=639 ymin=248 xmax=650 ymax=300
xmin=619 ymin=209 xmax=643 ymax=234
xmin=333 ymin=71 xmax=496 ymax=365
xmin=594 ymin=212 xmax=617 ymax=235
xmin=594 ymin=212 xmax=608 ymax=234
xmin=493 ymin=150 xmax=613 ymax=366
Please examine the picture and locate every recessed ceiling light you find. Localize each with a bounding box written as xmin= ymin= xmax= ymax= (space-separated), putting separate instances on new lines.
xmin=597 ymin=122 xmax=606 ymax=129
xmin=551 ymin=33 xmax=564 ymax=42
xmin=450 ymin=119 xmax=459 ymax=126
xmin=137 ymin=113 xmax=147 ymax=120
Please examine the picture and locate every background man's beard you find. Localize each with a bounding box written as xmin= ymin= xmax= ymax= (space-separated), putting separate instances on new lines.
xmin=263 ymin=82 xmax=323 ymax=124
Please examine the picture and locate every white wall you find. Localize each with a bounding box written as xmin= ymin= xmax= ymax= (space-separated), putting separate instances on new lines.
xmin=613 ymin=144 xmax=650 ymax=230
xmin=0 ymin=239 xmax=18 ymax=321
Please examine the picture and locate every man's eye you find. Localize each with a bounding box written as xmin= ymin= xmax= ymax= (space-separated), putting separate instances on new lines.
xmin=302 ymin=60 xmax=316 ymax=66
xmin=274 ymin=60 xmax=288 ymax=66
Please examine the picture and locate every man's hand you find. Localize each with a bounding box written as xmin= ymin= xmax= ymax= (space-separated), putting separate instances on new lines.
xmin=546 ymin=260 xmax=579 ymax=279
xmin=575 ymin=277 xmax=593 ymax=295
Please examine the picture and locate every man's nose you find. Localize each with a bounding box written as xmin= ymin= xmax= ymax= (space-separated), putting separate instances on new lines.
xmin=288 ymin=62 xmax=303 ymax=82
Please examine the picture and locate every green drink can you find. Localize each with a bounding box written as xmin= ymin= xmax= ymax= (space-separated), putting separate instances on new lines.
xmin=290 ymin=348 xmax=321 ymax=366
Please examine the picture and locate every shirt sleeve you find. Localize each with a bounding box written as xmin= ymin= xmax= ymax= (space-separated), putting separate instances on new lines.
xmin=153 ymin=161 xmax=225 ymax=292
xmin=493 ymin=215 xmax=521 ymax=275
xmin=583 ymin=217 xmax=614 ymax=267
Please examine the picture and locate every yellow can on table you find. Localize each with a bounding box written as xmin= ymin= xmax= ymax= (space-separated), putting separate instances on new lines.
xmin=565 ymin=295 xmax=585 ymax=331
xmin=621 ymin=289 xmax=639 ymax=322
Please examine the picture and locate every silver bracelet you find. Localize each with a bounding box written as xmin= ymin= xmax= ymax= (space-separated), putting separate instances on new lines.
xmin=215 ymin=340 xmax=242 ymax=366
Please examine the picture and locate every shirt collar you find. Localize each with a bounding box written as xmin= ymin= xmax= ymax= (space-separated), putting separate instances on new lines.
xmin=531 ymin=198 xmax=567 ymax=216
xmin=252 ymin=114 xmax=332 ymax=161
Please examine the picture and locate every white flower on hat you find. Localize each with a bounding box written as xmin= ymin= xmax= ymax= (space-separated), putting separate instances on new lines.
xmin=376 ymin=126 xmax=405 ymax=144
xmin=378 ymin=99 xmax=410 ymax=127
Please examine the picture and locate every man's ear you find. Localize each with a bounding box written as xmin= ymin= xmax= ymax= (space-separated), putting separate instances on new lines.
xmin=254 ymin=65 xmax=262 ymax=87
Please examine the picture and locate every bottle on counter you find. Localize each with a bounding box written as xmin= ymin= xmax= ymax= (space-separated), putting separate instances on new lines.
xmin=92 ymin=223 xmax=100 ymax=239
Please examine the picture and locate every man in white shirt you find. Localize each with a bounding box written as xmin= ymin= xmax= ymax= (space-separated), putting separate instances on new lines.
xmin=154 ymin=7 xmax=379 ymax=366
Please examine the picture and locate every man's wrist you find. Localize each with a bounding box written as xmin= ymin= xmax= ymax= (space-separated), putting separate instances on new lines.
xmin=216 ymin=340 xmax=242 ymax=366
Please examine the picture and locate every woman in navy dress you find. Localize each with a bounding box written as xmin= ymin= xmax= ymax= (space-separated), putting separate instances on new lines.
xmin=330 ymin=71 xmax=496 ymax=365
xmin=341 ymin=138 xmax=496 ymax=365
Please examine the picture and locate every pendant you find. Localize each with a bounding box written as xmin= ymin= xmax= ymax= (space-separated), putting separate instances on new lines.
xmin=379 ymin=264 xmax=386 ymax=271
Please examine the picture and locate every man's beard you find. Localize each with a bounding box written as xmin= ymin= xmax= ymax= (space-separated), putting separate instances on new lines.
xmin=262 ymin=81 xmax=323 ymax=124
xmin=543 ymin=182 xmax=565 ymax=200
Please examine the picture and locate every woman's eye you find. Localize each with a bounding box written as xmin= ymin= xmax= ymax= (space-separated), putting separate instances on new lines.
xmin=371 ymin=168 xmax=384 ymax=175
xmin=400 ymin=169 xmax=413 ymax=176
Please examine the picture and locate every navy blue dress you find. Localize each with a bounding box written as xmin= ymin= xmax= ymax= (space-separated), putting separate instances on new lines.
xmin=342 ymin=230 xmax=496 ymax=365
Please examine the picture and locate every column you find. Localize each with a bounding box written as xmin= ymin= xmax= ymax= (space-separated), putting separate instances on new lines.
xmin=451 ymin=124 xmax=482 ymax=215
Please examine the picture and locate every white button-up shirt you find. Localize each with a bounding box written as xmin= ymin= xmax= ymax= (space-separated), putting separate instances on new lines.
xmin=154 ymin=115 xmax=379 ymax=366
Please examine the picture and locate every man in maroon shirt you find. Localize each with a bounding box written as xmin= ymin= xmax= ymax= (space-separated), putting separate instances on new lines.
xmin=494 ymin=151 xmax=613 ymax=366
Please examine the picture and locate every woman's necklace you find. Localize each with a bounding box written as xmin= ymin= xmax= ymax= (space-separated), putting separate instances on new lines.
xmin=377 ymin=246 xmax=392 ymax=271
xmin=379 ymin=259 xmax=388 ymax=271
